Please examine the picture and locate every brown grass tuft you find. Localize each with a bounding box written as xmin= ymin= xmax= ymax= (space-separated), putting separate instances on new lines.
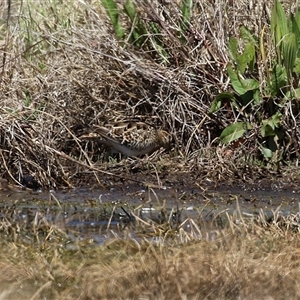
xmin=0 ymin=210 xmax=299 ymax=299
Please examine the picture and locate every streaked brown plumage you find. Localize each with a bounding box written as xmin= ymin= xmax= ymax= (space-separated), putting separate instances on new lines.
xmin=80 ymin=121 xmax=171 ymax=156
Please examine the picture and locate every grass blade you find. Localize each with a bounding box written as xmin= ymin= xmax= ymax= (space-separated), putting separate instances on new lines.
xmin=101 ymin=0 xmax=125 ymax=39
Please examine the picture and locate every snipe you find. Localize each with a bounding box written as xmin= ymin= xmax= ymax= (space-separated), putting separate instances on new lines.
xmin=80 ymin=121 xmax=171 ymax=157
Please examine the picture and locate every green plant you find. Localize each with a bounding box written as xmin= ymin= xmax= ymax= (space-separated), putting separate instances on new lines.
xmin=100 ymin=0 xmax=125 ymax=39
xmin=123 ymin=0 xmax=147 ymax=46
xmin=180 ymin=0 xmax=193 ymax=36
xmin=100 ymin=0 xmax=193 ymax=62
xmin=211 ymin=0 xmax=300 ymax=162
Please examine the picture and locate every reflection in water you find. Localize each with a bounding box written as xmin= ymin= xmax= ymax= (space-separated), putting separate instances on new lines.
xmin=0 ymin=184 xmax=299 ymax=244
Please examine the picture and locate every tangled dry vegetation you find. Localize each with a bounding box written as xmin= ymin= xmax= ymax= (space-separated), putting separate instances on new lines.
xmin=2 ymin=2 xmax=300 ymax=299
xmin=1 ymin=0 xmax=300 ymax=188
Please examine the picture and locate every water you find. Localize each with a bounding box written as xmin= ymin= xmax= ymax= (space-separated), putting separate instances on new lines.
xmin=0 ymin=182 xmax=299 ymax=244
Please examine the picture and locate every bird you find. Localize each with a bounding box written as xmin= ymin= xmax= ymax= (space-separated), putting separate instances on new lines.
xmin=80 ymin=121 xmax=171 ymax=157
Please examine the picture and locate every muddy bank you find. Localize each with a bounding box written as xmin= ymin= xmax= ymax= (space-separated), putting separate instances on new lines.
xmin=0 ymin=175 xmax=299 ymax=245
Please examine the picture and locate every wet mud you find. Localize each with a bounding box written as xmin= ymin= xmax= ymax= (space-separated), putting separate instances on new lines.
xmin=0 ymin=178 xmax=299 ymax=244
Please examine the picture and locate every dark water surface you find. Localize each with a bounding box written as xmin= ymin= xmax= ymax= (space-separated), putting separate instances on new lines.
xmin=0 ymin=183 xmax=299 ymax=244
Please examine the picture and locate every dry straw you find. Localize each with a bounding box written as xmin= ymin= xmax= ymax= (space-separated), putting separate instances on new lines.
xmin=0 ymin=0 xmax=299 ymax=188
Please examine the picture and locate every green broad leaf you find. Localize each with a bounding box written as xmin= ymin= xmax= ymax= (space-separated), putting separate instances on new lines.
xmin=282 ymin=33 xmax=297 ymax=81
xmin=209 ymin=92 xmax=236 ymax=113
xmin=101 ymin=0 xmax=125 ymax=39
xmin=228 ymin=37 xmax=238 ymax=61
xmin=294 ymin=58 xmax=300 ymax=74
xmin=236 ymin=53 xmax=247 ymax=74
xmin=235 ymin=37 xmax=256 ymax=73
xmin=239 ymin=90 xmax=255 ymax=107
xmin=268 ymin=64 xmax=287 ymax=95
xmin=271 ymin=0 xmax=289 ymax=63
xmin=227 ymin=65 xmax=259 ymax=95
xmin=284 ymin=87 xmax=300 ymax=99
xmin=209 ymin=99 xmax=222 ymax=113
xmin=271 ymin=0 xmax=289 ymax=43
xmin=294 ymin=10 xmax=300 ymax=30
xmin=292 ymin=87 xmax=300 ymax=98
xmin=259 ymin=145 xmax=273 ymax=158
xmin=240 ymin=26 xmax=258 ymax=45
xmin=261 ymin=112 xmax=282 ymax=137
xmin=220 ymin=122 xmax=252 ymax=144
xmin=245 ymin=42 xmax=256 ymax=71
xmin=240 ymin=78 xmax=259 ymax=91
xmin=271 ymin=111 xmax=282 ymax=125
xmin=261 ymin=123 xmax=276 ymax=137
xmin=227 ymin=65 xmax=246 ymax=95
xmin=253 ymin=89 xmax=261 ymax=104
xmin=291 ymin=13 xmax=300 ymax=46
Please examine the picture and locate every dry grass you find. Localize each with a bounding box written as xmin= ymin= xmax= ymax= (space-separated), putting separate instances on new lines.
xmin=1 ymin=0 xmax=299 ymax=188
xmin=0 ymin=208 xmax=299 ymax=299
xmin=1 ymin=2 xmax=300 ymax=297
xmin=1 ymin=2 xmax=300 ymax=299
